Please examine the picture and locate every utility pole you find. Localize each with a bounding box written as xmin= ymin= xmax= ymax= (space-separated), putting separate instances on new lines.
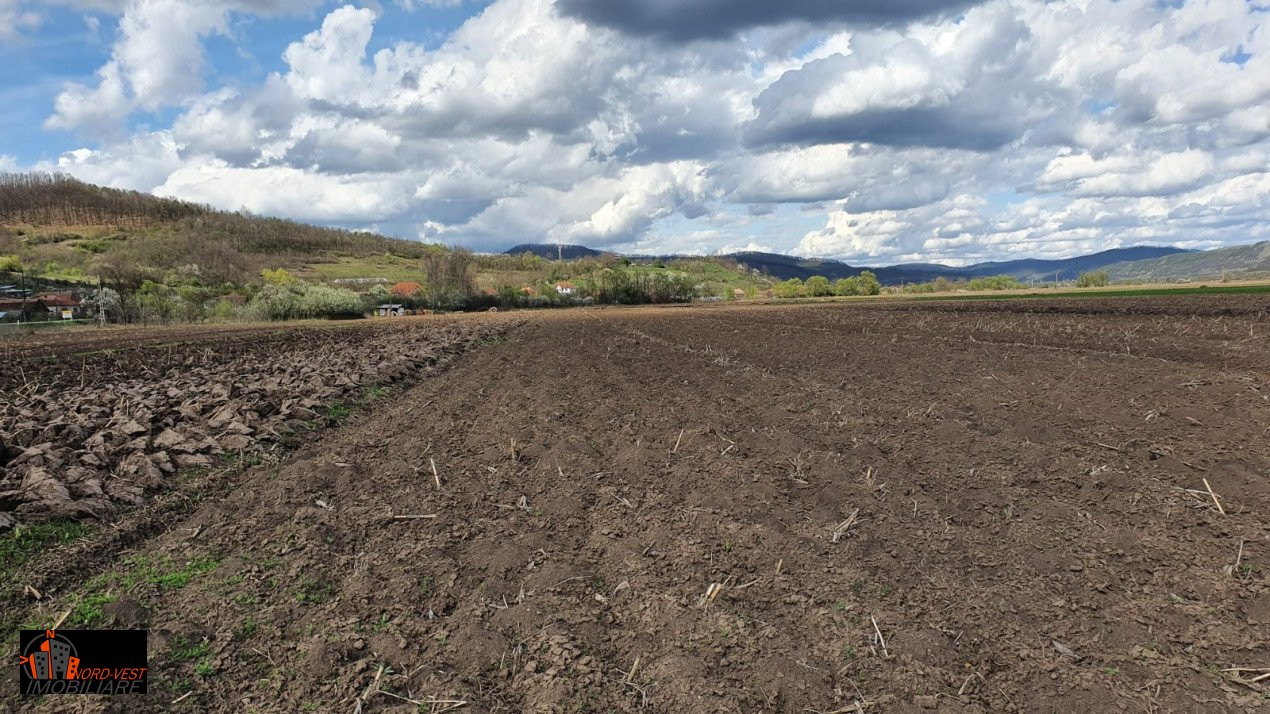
xmin=97 ymin=276 xmax=106 ymax=326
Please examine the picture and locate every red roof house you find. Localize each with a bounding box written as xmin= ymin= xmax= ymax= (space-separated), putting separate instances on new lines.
xmin=391 ymin=282 xmax=422 ymax=297
xmin=34 ymin=293 xmax=81 ymax=308
xmin=0 ymin=293 xmax=83 ymax=321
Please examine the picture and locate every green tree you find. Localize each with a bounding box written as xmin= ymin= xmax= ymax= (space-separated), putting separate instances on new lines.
xmin=967 ymin=274 xmax=1023 ymax=291
xmin=774 ymin=277 xmax=805 ymax=298
xmin=1076 ymin=270 xmax=1109 ymax=288
xmin=832 ymin=277 xmax=856 ymax=296
xmin=805 ymin=275 xmax=832 ymax=296
xmin=855 ymin=270 xmax=882 ymax=296
xmin=0 ymin=254 xmax=21 ymax=272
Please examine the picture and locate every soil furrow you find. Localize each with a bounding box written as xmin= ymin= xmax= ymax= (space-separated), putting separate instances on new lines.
xmin=2 ymin=297 xmax=1267 ymax=712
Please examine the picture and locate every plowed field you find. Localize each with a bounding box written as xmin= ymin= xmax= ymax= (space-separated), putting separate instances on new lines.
xmin=3 ymin=296 xmax=1269 ymax=713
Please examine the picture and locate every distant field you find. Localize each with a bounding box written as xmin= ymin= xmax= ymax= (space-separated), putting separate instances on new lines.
xmin=912 ymin=282 xmax=1270 ymax=301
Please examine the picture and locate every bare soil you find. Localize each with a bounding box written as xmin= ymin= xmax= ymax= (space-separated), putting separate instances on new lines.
xmin=0 ymin=315 xmax=518 ymax=525
xmin=3 ymin=296 xmax=1269 ymax=713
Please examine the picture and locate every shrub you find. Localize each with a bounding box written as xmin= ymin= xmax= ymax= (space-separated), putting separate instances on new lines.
xmin=262 ymin=268 xmax=299 ymax=285
xmin=1076 ymin=270 xmax=1110 ymax=288
xmin=210 ymin=298 xmax=244 ymax=321
xmin=250 ymin=283 xmax=364 ymax=321
xmin=967 ymin=274 xmax=1024 ymax=291
xmin=832 ymin=271 xmax=881 ymax=296
xmin=774 ymin=278 xmax=805 ymax=298
xmin=900 ymin=280 xmax=937 ymax=294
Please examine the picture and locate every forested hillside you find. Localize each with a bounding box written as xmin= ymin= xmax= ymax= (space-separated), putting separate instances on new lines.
xmin=0 ymin=172 xmax=435 ymax=287
xmin=1106 ymin=241 xmax=1270 ymax=281
xmin=0 ymin=173 xmax=205 ymax=228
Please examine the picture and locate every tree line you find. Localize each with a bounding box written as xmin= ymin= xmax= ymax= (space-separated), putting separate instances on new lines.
xmin=0 ymin=172 xmax=206 ymax=227
xmin=773 ymin=271 xmax=883 ymax=298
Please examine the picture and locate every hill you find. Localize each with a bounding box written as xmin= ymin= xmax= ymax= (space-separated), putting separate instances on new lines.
xmin=720 ymin=246 xmax=1190 ymax=283
xmin=958 ymin=246 xmax=1190 ymax=281
xmin=0 ymin=172 xmax=437 ymax=288
xmin=1106 ymin=240 xmax=1270 ymax=281
xmin=722 ymin=251 xmax=945 ymax=284
xmin=505 ymin=243 xmax=603 ymax=260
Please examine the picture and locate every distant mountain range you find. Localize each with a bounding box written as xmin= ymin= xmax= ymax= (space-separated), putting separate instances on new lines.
xmin=505 ymin=243 xmax=1201 ymax=283
xmin=725 ymin=246 xmax=1191 ymax=283
xmin=1106 ymin=240 xmax=1270 ymax=281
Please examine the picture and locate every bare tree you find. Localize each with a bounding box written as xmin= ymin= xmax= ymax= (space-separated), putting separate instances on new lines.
xmin=422 ymin=248 xmax=476 ymax=309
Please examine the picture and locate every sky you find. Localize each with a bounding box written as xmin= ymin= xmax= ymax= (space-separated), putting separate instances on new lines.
xmin=0 ymin=0 xmax=1268 ymax=265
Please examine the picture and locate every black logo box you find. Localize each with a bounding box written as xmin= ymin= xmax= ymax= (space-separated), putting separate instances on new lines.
xmin=18 ymin=630 xmax=147 ymax=695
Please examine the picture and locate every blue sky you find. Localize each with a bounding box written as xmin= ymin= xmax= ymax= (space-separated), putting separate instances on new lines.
xmin=1 ymin=2 xmax=484 ymax=164
xmin=1 ymin=0 xmax=1267 ymax=264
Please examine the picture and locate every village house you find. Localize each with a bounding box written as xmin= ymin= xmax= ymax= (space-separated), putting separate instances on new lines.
xmin=35 ymin=293 xmax=84 ymax=320
xmin=375 ymin=304 xmax=407 ymax=317
xmin=554 ymin=281 xmax=576 ymax=295
xmin=391 ymin=281 xmax=422 ymax=297
xmin=0 ymin=293 xmax=83 ymax=322
xmin=0 ymin=299 xmax=34 ymax=322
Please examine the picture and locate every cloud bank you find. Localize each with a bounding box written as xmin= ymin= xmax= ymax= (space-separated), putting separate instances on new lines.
xmin=9 ymin=0 xmax=1270 ymax=262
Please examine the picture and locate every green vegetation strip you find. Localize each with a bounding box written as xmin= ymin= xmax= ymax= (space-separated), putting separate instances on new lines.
xmin=61 ymin=554 xmax=221 ymax=628
xmin=0 ymin=521 xmax=91 ymax=589
xmin=0 ymin=521 xmax=93 ymax=643
xmin=912 ymin=284 xmax=1270 ymax=301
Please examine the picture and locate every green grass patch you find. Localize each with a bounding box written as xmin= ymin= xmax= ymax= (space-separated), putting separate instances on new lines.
xmin=169 ymin=635 xmax=211 ymax=662
xmin=42 ymin=555 xmax=221 ymax=633
xmin=147 ymin=557 xmax=220 ymax=590
xmin=0 ymin=521 xmax=91 ymax=582
xmin=67 ymin=591 xmax=119 ymax=627
xmin=220 ymin=451 xmax=264 ymax=469
xmin=913 ymin=284 xmax=1270 ymax=301
xmin=235 ymin=617 xmax=258 ymax=641
xmin=101 ymin=554 xmax=221 ymax=593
